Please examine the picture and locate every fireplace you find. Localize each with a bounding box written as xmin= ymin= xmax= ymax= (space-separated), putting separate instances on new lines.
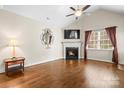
xmin=66 ymin=47 xmax=78 ymax=59
xmin=62 ymin=41 xmax=82 ymax=60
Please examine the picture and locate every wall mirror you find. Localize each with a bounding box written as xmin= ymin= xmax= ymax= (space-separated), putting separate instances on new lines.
xmin=40 ymin=28 xmax=54 ymax=48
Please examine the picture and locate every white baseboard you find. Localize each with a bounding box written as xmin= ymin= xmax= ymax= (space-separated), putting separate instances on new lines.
xmin=87 ymin=58 xmax=112 ymax=63
xmin=25 ymin=57 xmax=62 ymax=67
xmin=80 ymin=57 xmax=112 ymax=63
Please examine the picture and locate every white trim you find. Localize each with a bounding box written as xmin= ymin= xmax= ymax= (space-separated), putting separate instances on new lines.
xmin=77 ymin=57 xmax=112 ymax=63
xmin=81 ymin=57 xmax=112 ymax=63
xmin=87 ymin=58 xmax=112 ymax=63
xmin=25 ymin=57 xmax=62 ymax=67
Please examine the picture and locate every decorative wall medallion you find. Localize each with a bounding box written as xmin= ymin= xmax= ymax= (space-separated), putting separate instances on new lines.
xmin=40 ymin=28 xmax=54 ymax=48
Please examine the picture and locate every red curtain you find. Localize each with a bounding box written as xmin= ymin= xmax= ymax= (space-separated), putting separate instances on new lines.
xmin=84 ymin=30 xmax=92 ymax=60
xmin=105 ymin=26 xmax=118 ymax=64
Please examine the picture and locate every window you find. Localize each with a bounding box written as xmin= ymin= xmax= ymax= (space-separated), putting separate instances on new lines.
xmin=87 ymin=30 xmax=113 ymax=50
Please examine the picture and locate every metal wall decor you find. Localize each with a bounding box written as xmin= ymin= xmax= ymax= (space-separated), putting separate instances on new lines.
xmin=40 ymin=28 xmax=54 ymax=48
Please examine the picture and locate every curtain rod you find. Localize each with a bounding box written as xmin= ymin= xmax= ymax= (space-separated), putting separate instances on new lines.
xmin=86 ymin=26 xmax=118 ymax=32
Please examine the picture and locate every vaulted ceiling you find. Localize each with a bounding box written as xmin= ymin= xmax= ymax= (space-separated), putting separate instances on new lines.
xmin=1 ymin=5 xmax=124 ymax=28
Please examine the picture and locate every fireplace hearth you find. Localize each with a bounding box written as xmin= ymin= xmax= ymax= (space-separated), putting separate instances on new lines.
xmin=66 ymin=47 xmax=78 ymax=59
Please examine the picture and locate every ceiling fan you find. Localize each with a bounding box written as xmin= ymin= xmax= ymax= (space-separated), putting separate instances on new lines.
xmin=66 ymin=5 xmax=91 ymax=20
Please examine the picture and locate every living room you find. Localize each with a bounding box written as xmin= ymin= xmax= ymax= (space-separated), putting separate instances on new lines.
xmin=0 ymin=1 xmax=124 ymax=91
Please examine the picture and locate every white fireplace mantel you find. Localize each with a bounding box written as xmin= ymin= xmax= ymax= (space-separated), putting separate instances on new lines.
xmin=62 ymin=41 xmax=83 ymax=59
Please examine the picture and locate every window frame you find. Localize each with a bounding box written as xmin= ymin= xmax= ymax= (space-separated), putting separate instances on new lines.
xmin=87 ymin=31 xmax=113 ymax=50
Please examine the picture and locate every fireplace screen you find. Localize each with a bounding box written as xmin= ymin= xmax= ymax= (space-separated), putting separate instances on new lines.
xmin=66 ymin=47 xmax=78 ymax=59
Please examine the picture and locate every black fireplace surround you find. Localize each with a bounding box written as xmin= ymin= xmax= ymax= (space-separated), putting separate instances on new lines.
xmin=66 ymin=47 xmax=78 ymax=60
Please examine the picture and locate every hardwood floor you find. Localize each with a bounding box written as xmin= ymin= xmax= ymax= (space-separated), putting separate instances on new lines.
xmin=0 ymin=59 xmax=124 ymax=88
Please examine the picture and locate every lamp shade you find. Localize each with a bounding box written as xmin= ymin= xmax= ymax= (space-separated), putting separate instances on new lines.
xmin=9 ymin=39 xmax=18 ymax=47
xmin=9 ymin=39 xmax=18 ymax=57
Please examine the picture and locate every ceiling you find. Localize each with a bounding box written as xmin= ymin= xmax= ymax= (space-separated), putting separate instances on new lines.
xmin=1 ymin=5 xmax=124 ymax=28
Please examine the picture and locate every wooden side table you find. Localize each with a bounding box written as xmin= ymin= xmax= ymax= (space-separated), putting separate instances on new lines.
xmin=4 ymin=57 xmax=25 ymax=76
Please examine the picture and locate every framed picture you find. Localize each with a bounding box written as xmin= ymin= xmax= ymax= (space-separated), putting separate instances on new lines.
xmin=64 ymin=29 xmax=80 ymax=39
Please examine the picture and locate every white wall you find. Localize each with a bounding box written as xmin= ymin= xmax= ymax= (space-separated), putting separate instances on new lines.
xmin=0 ymin=10 xmax=62 ymax=73
xmin=65 ymin=10 xmax=124 ymax=64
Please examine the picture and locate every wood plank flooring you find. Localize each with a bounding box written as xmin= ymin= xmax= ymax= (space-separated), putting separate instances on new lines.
xmin=0 ymin=59 xmax=124 ymax=88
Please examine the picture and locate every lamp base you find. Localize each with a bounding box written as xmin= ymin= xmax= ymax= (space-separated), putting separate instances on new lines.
xmin=11 ymin=57 xmax=16 ymax=60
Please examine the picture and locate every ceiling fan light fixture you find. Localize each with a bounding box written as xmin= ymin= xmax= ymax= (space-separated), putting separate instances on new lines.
xmin=75 ymin=10 xmax=82 ymax=16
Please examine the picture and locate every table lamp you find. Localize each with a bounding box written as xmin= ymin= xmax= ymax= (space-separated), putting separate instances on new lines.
xmin=9 ymin=39 xmax=17 ymax=58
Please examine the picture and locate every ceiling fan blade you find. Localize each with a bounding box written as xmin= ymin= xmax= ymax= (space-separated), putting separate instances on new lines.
xmin=70 ymin=7 xmax=76 ymax=11
xmin=82 ymin=5 xmax=91 ymax=11
xmin=66 ymin=13 xmax=74 ymax=17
